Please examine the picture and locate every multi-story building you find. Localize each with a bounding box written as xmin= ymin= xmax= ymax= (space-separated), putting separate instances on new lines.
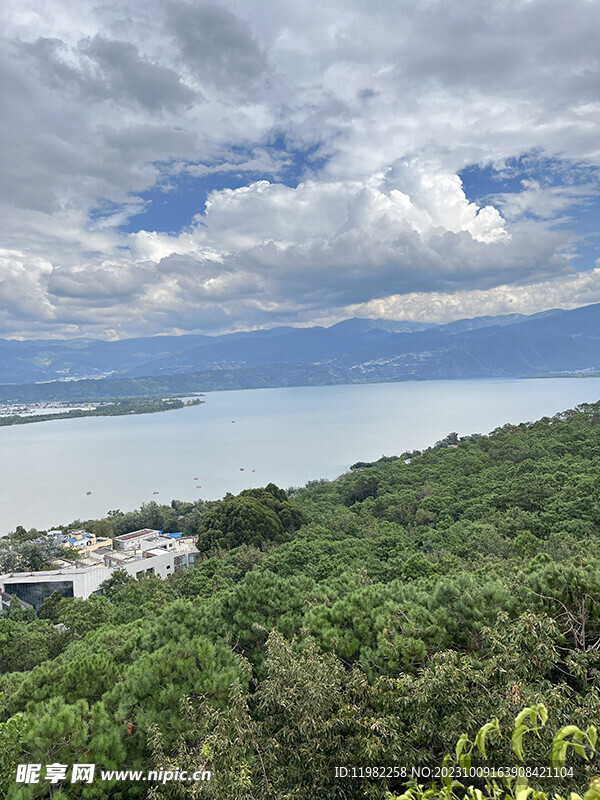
xmin=0 ymin=535 xmax=198 ymax=611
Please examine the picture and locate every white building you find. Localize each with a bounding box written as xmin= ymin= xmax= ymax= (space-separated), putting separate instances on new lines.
xmin=0 ymin=537 xmax=198 ymax=611
xmin=0 ymin=565 xmax=114 ymax=610
xmin=114 ymin=528 xmax=162 ymax=552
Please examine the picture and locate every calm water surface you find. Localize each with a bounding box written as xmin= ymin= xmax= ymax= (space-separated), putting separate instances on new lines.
xmin=2 ymin=377 xmax=600 ymax=533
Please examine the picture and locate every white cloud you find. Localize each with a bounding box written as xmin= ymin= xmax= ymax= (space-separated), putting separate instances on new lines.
xmin=491 ymin=180 xmax=600 ymax=222
xmin=0 ymin=250 xmax=55 ymax=324
xmin=0 ymin=0 xmax=598 ymax=337
xmin=346 ymin=267 xmax=600 ymax=324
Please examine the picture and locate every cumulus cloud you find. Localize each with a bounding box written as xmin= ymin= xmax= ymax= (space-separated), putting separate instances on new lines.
xmin=104 ymin=173 xmax=571 ymax=334
xmin=0 ymin=0 xmax=598 ymax=337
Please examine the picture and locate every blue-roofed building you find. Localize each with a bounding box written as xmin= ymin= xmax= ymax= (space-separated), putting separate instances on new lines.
xmin=61 ymin=530 xmax=112 ymax=556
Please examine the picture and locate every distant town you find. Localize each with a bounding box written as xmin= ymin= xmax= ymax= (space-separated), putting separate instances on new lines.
xmin=0 ymin=401 xmax=97 ymax=417
xmin=0 ymin=396 xmax=203 ymax=426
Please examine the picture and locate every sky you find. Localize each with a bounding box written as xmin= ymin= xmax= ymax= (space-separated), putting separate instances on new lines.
xmin=1 ymin=0 xmax=599 ymax=340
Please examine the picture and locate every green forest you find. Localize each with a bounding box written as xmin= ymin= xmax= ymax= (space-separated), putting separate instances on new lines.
xmin=2 ymin=401 xmax=600 ymax=799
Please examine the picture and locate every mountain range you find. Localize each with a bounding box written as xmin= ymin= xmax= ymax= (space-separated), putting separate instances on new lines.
xmin=0 ymin=304 xmax=599 ymax=401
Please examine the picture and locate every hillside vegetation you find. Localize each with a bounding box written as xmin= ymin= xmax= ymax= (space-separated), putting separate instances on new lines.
xmin=2 ymin=402 xmax=600 ymax=798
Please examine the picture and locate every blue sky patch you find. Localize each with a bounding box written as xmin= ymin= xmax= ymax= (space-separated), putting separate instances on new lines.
xmin=119 ymin=169 xmax=255 ymax=234
xmin=94 ymin=137 xmax=330 ymax=235
xmin=460 ymin=153 xmax=600 ymax=270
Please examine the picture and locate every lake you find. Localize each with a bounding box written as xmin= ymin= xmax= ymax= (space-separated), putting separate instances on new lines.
xmin=1 ymin=376 xmax=600 ymax=534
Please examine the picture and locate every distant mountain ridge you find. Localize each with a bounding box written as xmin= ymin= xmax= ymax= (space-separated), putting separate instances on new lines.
xmin=0 ymin=304 xmax=599 ymax=401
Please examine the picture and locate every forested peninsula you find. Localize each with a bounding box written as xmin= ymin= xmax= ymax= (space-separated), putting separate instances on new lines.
xmin=2 ymin=402 xmax=600 ymax=799
xmin=0 ymin=396 xmax=202 ymax=427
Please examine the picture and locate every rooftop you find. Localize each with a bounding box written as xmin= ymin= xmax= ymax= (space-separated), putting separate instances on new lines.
xmin=115 ymin=528 xmax=161 ymax=542
xmin=0 ymin=566 xmax=101 ymax=579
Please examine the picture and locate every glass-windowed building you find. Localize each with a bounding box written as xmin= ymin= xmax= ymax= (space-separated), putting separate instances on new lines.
xmin=0 ymin=566 xmax=113 ymax=611
xmin=1 ymin=540 xmax=199 ymax=609
xmin=4 ymin=579 xmax=74 ymax=610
